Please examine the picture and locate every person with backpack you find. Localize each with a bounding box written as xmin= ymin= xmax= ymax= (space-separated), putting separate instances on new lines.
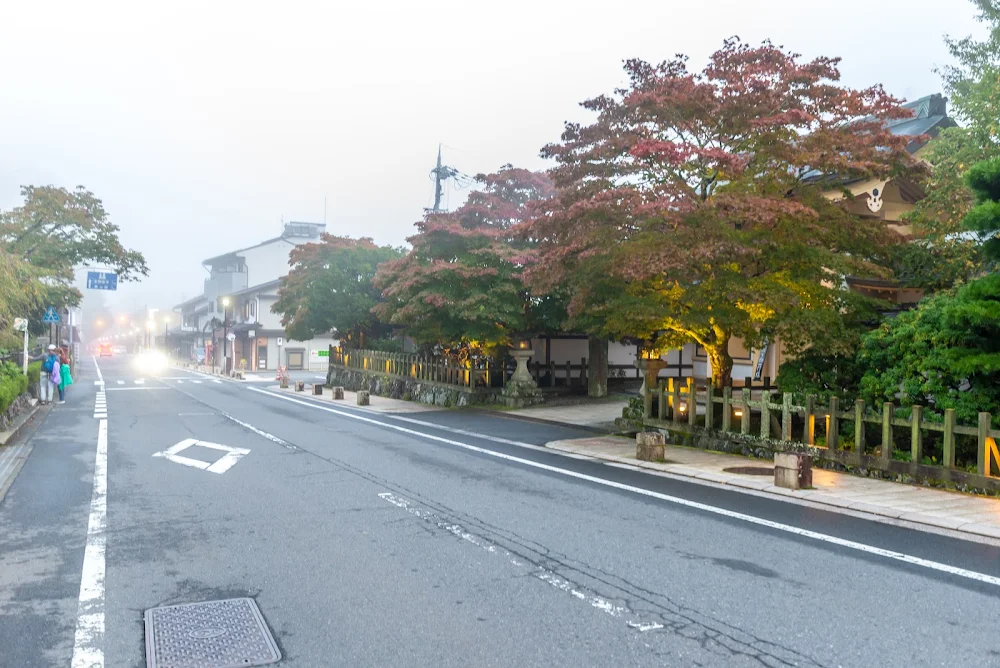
xmin=57 ymin=348 xmax=73 ymax=404
xmin=39 ymin=344 xmax=60 ymax=405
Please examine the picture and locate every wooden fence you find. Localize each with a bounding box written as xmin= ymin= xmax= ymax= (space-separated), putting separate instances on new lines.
xmin=643 ymin=377 xmax=1000 ymax=480
xmin=330 ymin=348 xmax=499 ymax=389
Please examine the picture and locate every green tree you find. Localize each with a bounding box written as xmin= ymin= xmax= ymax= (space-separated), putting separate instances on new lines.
xmin=0 ymin=186 xmax=148 ymax=345
xmin=903 ymin=0 xmax=1000 ymax=279
xmin=272 ymin=235 xmax=402 ymax=347
xmin=963 ymin=156 xmax=1000 ymax=261
xmin=373 ymin=166 xmax=563 ymax=354
xmin=521 ymin=39 xmax=920 ymax=387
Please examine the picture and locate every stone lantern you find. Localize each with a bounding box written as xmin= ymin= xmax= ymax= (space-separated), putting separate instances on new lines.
xmin=502 ymin=337 xmax=542 ymax=407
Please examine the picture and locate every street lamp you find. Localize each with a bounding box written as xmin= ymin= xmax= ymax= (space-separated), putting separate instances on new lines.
xmin=221 ymin=297 xmax=231 ymax=373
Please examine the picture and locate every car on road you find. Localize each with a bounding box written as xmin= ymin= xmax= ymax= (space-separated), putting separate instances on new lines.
xmin=98 ymin=343 xmax=112 ymax=357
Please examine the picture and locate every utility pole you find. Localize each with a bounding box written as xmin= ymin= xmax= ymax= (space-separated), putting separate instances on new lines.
xmin=432 ymin=145 xmax=444 ymax=212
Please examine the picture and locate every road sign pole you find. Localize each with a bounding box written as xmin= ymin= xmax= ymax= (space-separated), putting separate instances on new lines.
xmin=22 ymin=327 xmax=28 ymax=375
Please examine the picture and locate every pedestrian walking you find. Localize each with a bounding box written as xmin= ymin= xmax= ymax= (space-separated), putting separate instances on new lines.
xmin=58 ymin=348 xmax=73 ymax=404
xmin=39 ymin=344 xmax=60 ymax=405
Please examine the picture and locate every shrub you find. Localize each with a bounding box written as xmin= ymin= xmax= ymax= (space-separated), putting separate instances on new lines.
xmin=0 ymin=362 xmax=29 ymax=414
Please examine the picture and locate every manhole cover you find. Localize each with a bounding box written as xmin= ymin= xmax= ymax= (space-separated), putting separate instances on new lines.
xmin=144 ymin=597 xmax=281 ymax=668
xmin=722 ymin=466 xmax=775 ymax=476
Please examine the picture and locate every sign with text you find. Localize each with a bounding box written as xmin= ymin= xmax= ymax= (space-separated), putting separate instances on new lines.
xmin=13 ymin=318 xmax=27 ymax=332
xmin=86 ymin=271 xmax=118 ymax=291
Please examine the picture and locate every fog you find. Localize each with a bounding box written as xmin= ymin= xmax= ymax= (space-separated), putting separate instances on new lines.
xmin=0 ymin=0 xmax=983 ymax=316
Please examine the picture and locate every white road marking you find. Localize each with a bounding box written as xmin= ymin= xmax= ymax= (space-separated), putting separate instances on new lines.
xmin=134 ymin=379 xmax=145 ymax=385
xmin=116 ymin=380 xmax=124 ymax=385
xmin=253 ymin=388 xmax=1000 ymax=589
xmin=105 ymin=387 xmax=169 ymax=392
xmin=71 ymin=419 xmax=107 ymax=668
xmin=192 ymin=380 xmax=202 ymax=384
xmin=152 ymin=438 xmax=251 ymax=474
xmin=93 ymin=380 xmax=103 ymax=386
xmin=176 ymin=380 xmax=184 ymax=384
xmin=212 ymin=380 xmax=222 ymax=384
xmin=379 ymin=492 xmax=658 ymax=629
xmin=92 ymin=357 xmax=104 ymax=385
xmin=218 ymin=412 xmax=295 ymax=450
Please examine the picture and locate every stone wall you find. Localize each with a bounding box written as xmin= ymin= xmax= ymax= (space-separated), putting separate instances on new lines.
xmin=0 ymin=387 xmax=36 ymax=432
xmin=326 ymin=367 xmax=501 ymax=407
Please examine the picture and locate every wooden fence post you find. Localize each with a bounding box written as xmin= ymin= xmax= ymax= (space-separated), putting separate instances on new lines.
xmin=760 ymin=391 xmax=771 ymax=439
xmin=549 ymin=361 xmax=556 ymax=387
xmin=565 ymin=360 xmax=572 ymax=387
xmin=978 ymin=412 xmax=991 ymax=476
xmin=687 ymin=378 xmax=696 ymax=427
xmin=705 ymin=383 xmax=715 ymax=430
xmin=943 ymin=408 xmax=957 ymax=469
xmin=657 ymin=381 xmax=666 ymax=421
xmin=854 ymin=400 xmax=866 ymax=462
xmin=741 ymin=388 xmax=751 ymax=435
xmin=910 ymin=405 xmax=923 ymax=465
xmin=881 ymin=402 xmax=893 ymax=464
xmin=671 ymin=378 xmax=681 ymax=424
xmin=722 ymin=387 xmax=732 ymax=433
xmin=781 ymin=393 xmax=792 ymax=442
xmin=804 ymin=395 xmax=816 ymax=446
xmin=581 ymin=357 xmax=587 ymax=387
xmin=828 ymin=396 xmax=839 ymax=450
xmin=643 ymin=378 xmax=652 ymax=419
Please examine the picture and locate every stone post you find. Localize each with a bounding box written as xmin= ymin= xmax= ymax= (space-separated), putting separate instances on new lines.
xmin=357 ymin=390 xmax=370 ymax=406
xmin=587 ymin=336 xmax=608 ymax=398
xmin=503 ymin=347 xmax=542 ymax=408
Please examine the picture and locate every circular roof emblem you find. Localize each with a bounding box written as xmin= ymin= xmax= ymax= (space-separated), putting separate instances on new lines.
xmin=189 ymin=626 xmax=227 ymax=640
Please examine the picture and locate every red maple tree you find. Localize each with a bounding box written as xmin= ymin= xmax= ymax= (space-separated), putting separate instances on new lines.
xmin=519 ymin=38 xmax=923 ymax=387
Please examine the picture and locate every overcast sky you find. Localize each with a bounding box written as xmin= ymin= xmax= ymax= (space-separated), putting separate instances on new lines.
xmin=0 ymin=0 xmax=984 ymax=316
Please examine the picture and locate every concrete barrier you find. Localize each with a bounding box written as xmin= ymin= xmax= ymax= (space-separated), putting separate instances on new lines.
xmin=295 ymin=381 xmax=305 ymax=392
xmin=774 ymin=452 xmax=812 ymax=489
xmin=331 ymin=386 xmax=344 ymax=400
xmin=357 ymin=390 xmax=370 ymax=406
xmin=313 ymin=384 xmax=323 ymax=396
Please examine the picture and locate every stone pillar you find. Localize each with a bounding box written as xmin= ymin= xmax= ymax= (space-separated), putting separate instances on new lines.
xmin=503 ymin=348 xmax=542 ymax=408
xmin=587 ymin=336 xmax=608 ymax=398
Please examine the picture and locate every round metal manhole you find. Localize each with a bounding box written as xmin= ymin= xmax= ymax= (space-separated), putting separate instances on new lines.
xmin=722 ymin=466 xmax=775 ymax=476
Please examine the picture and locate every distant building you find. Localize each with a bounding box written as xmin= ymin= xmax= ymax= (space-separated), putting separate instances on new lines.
xmin=172 ymin=222 xmax=336 ymax=371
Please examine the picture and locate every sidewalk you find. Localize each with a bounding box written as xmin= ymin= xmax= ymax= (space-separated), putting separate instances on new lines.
xmin=279 ymin=383 xmax=439 ymax=414
xmin=547 ymin=436 xmax=1000 ymax=541
xmin=501 ymin=398 xmax=630 ymax=430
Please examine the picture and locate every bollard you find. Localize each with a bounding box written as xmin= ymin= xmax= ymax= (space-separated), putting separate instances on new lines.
xmin=636 ymin=431 xmax=665 ymax=462
xmin=295 ymin=381 xmax=305 ymax=392
xmin=331 ymin=386 xmax=345 ymax=400
xmin=279 ymin=378 xmax=289 ymax=389
xmin=774 ymin=452 xmax=812 ymax=489
xmin=313 ymin=383 xmax=324 ymax=396
xmin=357 ymin=390 xmax=370 ymax=406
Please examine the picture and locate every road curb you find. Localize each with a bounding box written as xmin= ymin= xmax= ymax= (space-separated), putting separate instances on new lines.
xmin=0 ymin=402 xmax=46 ymax=503
xmin=545 ymin=440 xmax=1000 ymax=544
xmin=460 ymin=407 xmax=618 ymax=436
xmin=0 ymin=401 xmax=43 ymax=448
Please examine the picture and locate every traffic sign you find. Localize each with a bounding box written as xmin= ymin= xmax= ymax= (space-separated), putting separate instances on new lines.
xmin=42 ymin=307 xmax=61 ymax=324
xmin=276 ymin=337 xmax=283 ymax=346
xmin=226 ymin=332 xmax=236 ymax=342
xmin=86 ymin=271 xmax=118 ymax=291
xmin=13 ymin=318 xmax=27 ymax=332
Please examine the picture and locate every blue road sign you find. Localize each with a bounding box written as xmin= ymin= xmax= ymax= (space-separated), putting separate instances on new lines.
xmin=86 ymin=271 xmax=118 ymax=291
xmin=42 ymin=307 xmax=61 ymax=324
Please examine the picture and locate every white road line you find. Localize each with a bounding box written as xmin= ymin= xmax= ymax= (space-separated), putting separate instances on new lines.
xmin=105 ymin=387 xmax=169 ymax=392
xmin=218 ymin=412 xmax=295 ymax=450
xmin=176 ymin=380 xmax=184 ymax=384
xmin=134 ymin=379 xmax=145 ymax=385
xmin=92 ymin=357 xmax=104 ymax=385
xmin=152 ymin=438 xmax=251 ymax=474
xmin=212 ymin=380 xmax=222 ymax=384
xmin=71 ymin=419 xmax=107 ymax=668
xmin=116 ymin=380 xmax=124 ymax=385
xmin=192 ymin=380 xmax=202 ymax=384
xmin=251 ymin=387 xmax=1000 ymax=589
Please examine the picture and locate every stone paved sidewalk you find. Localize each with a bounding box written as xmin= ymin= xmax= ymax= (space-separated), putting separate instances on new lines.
xmin=279 ymin=383 xmax=438 ymax=414
xmin=547 ymin=436 xmax=1000 ymax=541
xmin=503 ymin=398 xmax=630 ymax=429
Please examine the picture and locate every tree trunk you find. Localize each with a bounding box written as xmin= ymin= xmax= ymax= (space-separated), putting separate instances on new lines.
xmin=704 ymin=340 xmax=733 ymax=389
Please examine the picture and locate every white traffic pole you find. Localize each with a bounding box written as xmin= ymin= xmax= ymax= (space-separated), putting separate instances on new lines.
xmin=22 ymin=325 xmax=28 ymax=375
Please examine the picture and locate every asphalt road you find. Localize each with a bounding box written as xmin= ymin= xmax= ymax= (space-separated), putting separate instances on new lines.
xmin=2 ymin=355 xmax=1000 ymax=667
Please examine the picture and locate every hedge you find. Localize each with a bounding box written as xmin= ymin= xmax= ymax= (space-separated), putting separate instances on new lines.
xmin=0 ymin=361 xmax=30 ymax=414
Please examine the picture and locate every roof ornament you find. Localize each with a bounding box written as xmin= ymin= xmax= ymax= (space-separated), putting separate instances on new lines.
xmin=867 ymin=185 xmax=885 ymax=213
